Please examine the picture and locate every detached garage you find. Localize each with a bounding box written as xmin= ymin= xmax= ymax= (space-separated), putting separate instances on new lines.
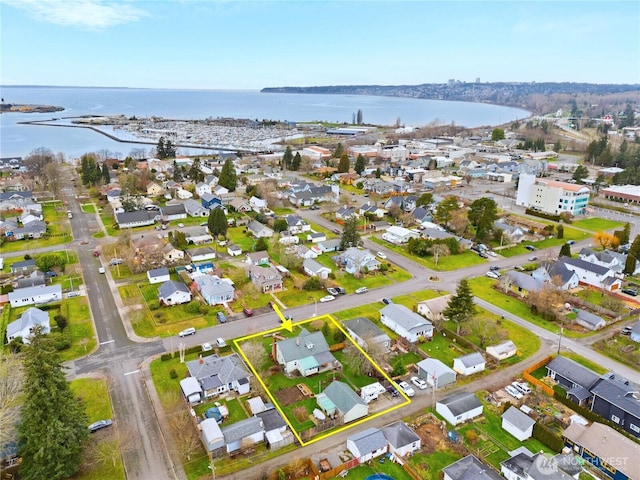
xmin=436 ymin=391 xmax=483 ymax=426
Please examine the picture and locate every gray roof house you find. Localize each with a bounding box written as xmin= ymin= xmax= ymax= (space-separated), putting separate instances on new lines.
xmin=333 ymin=247 xmax=380 ymax=275
xmin=16 ymin=270 xmax=46 ymax=289
xmin=221 ymin=416 xmax=265 ymax=453
xmin=195 ymin=276 xmax=235 ymax=306
xmin=184 ymin=198 xmax=209 ymax=217
xmin=380 ymin=304 xmax=433 ymax=342
xmin=589 ymin=373 xmax=640 ymax=439
xmin=505 ymin=271 xmax=543 ymax=296
xmin=502 ymin=406 xmax=535 ymax=441
xmin=417 ymin=294 xmax=452 ymax=322
xmin=452 ymin=352 xmax=486 ymax=376
xmin=436 ymin=391 xmax=483 ymax=425
xmin=275 ymin=328 xmax=339 ymax=377
xmin=147 ymin=267 xmax=170 ymax=284
xmin=575 ymin=309 xmax=606 ymax=331
xmin=380 ymin=421 xmax=421 ymax=457
xmin=302 ymin=258 xmax=331 ymax=279
xmin=161 ymin=203 xmax=187 ymax=220
xmin=444 ymin=455 xmax=502 ymax=480
xmin=8 ymin=284 xmax=62 ymax=308
xmin=545 ymin=356 xmax=600 ymax=393
xmin=346 ymin=428 xmax=388 ymax=463
xmin=247 ymin=265 xmax=283 ymax=293
xmin=531 ymin=261 xmax=579 ymax=291
xmin=343 ymin=317 xmax=391 ymax=352
xmin=158 ymin=280 xmax=192 ymax=306
xmin=6 ymin=307 xmax=50 ymax=344
xmin=186 ymin=353 xmax=252 ymax=399
xmin=247 ymin=220 xmax=274 ymax=238
xmin=10 ymin=259 xmax=36 ymax=273
xmin=9 ymin=220 xmax=47 ymax=240
xmin=115 ymin=210 xmax=158 ymax=228
xmin=317 ymin=380 xmax=368 ymax=424
xmin=417 ymin=358 xmax=456 ymax=389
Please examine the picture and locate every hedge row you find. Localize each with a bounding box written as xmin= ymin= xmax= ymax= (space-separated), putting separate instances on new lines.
xmin=525 ymin=208 xmax=561 ymax=222
xmin=160 ymin=344 xmax=224 ymax=361
xmin=532 ymin=422 xmax=564 ymax=452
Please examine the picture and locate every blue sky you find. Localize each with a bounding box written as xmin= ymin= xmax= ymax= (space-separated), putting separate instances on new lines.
xmin=1 ymin=0 xmax=638 ymax=89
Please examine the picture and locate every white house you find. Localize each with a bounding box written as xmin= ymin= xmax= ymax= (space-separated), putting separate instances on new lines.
xmin=347 ymin=428 xmax=388 ymax=463
xmin=417 ymin=358 xmax=457 ymax=389
xmin=417 ymin=295 xmax=453 ymax=322
xmin=333 ymin=247 xmax=380 ymax=275
xmin=147 ymin=267 xmax=171 ymax=284
xmin=444 ymin=455 xmax=503 ymax=480
xmin=275 ymin=329 xmax=339 ymax=377
xmin=380 ymin=421 xmax=421 ymax=457
xmin=380 ymin=304 xmax=433 ymax=342
xmin=502 ymin=406 xmax=535 ymax=441
xmin=382 ymin=225 xmax=421 ymax=244
xmin=195 ymin=182 xmax=212 ymax=197
xmin=8 ymin=284 xmax=63 ymax=308
xmin=6 ymin=307 xmax=51 ymax=344
xmin=227 ymin=244 xmax=243 ymax=257
xmin=558 ymin=256 xmax=622 ymax=292
xmin=302 ymin=258 xmax=331 ymax=279
xmin=343 ymin=317 xmax=391 ymax=352
xmin=221 ymin=417 xmax=264 ymax=454
xmin=316 ymin=380 xmax=368 ymax=424
xmin=185 ymin=353 xmax=251 ymax=399
xmin=575 ymin=309 xmax=606 ymax=331
xmin=436 ymin=391 xmax=483 ymax=426
xmin=249 ymin=196 xmax=267 ymax=212
xmin=158 ymin=280 xmax=192 ymax=306
xmin=486 ymin=341 xmax=518 ymax=361
xmin=452 ymin=352 xmax=486 ymax=376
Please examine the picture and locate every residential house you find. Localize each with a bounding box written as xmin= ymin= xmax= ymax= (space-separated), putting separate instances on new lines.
xmin=502 ymin=406 xmax=535 ymax=441
xmin=579 ymin=248 xmax=623 ymax=274
xmin=336 ymin=205 xmax=357 ymax=220
xmin=0 ymin=190 xmax=33 ymax=210
xmin=486 ymin=341 xmax=518 ymax=361
xmin=16 ymin=270 xmax=46 ymax=289
xmin=162 ymin=244 xmax=185 ymax=263
xmin=589 ymin=373 xmax=640 ymax=438
xmin=285 ymin=215 xmax=310 ymax=234
xmin=343 ymin=317 xmax=391 ymax=352
xmin=333 ymin=247 xmax=380 ymax=275
xmin=417 ymin=358 xmax=456 ymax=389
xmin=257 ymin=407 xmax=293 ymax=450
xmin=501 ymin=452 xmax=578 ymax=480
xmin=200 ymin=192 xmax=222 ymax=210
xmin=8 ymin=284 xmax=62 ymax=307
xmin=10 ymin=259 xmax=36 ymax=274
xmin=245 ymin=251 xmax=270 ymax=266
xmin=444 ymin=455 xmax=503 ymax=480
xmin=316 ymin=380 xmax=368 ymax=423
xmin=184 ymin=199 xmax=209 ymax=217
xmin=247 ymin=265 xmax=283 ymax=292
xmin=195 ymin=182 xmax=212 ymax=197
xmin=185 ymin=353 xmax=251 ymax=399
xmin=6 ymin=307 xmax=50 ymax=344
xmin=229 ymin=197 xmax=251 ymax=213
xmin=158 ymin=280 xmax=192 ymax=306
xmin=302 ymin=258 xmax=331 ymax=279
xmin=630 ymin=320 xmax=640 ymax=343
xmin=575 ymin=309 xmax=606 ymax=331
xmin=382 ymin=225 xmax=421 ymax=244
xmin=175 ymin=189 xmax=192 ymax=200
xmin=452 ymin=352 xmax=486 ymax=376
xmin=380 ymin=304 xmax=434 ymax=342
xmin=494 ymin=221 xmax=526 ymax=244
xmin=180 ymin=377 xmax=203 ymax=405
xmin=249 ymin=196 xmax=267 ymax=212
xmin=545 ymin=356 xmax=600 ymax=394
xmin=360 ymin=203 xmax=387 ymax=219
xmin=531 ymin=261 xmax=579 ymax=291
xmin=147 ymin=267 xmax=170 ymax=284
xmin=146 ymin=182 xmax=163 ymax=197
xmin=194 ymin=276 xmax=235 ymax=305
xmin=436 ymin=391 xmax=483 ymax=426
xmin=221 ymin=417 xmax=265 ymax=454
xmin=318 ymin=239 xmax=342 ymax=253
xmin=293 ymin=245 xmax=320 ymax=259
xmin=115 ymin=210 xmax=158 ymax=228
xmin=563 ymin=422 xmax=639 ymax=480
xmin=306 ymin=232 xmax=327 ymax=243
xmin=161 ymin=203 xmax=187 ymax=221
xmin=417 ymin=294 xmax=452 ymax=322
xmin=200 ymin=418 xmax=225 ymax=452
xmin=346 ymin=428 xmax=388 ymax=463
xmin=380 ymin=421 xmax=421 ymax=458
xmin=185 ymin=233 xmax=214 ymax=245
xmin=6 ymin=220 xmax=47 ymax=240
xmin=247 ymin=220 xmax=274 ymax=238
xmin=557 ymin=256 xmax=622 ymax=292
xmin=505 ymin=271 xmax=543 ymax=296
xmin=187 ymin=247 xmax=216 ymax=262
xmin=275 ymin=328 xmax=339 ymax=377
xmin=227 ymin=244 xmax=242 ymax=257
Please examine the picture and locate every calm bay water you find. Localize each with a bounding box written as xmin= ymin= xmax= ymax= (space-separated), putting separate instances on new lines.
xmin=0 ymin=86 xmax=530 ymax=159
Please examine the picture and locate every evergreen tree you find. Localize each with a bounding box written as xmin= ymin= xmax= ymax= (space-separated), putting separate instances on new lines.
xmin=624 ymin=253 xmax=637 ymax=276
xmin=188 ymin=158 xmax=204 ymax=183
xmin=19 ymin=329 xmax=88 ymax=480
xmin=255 ymin=237 xmax=268 ymax=251
xmin=340 ymin=216 xmax=363 ymax=251
xmin=375 ymin=168 xmax=381 ymax=178
xmin=434 ymin=196 xmax=459 ymax=229
xmin=354 ymin=154 xmax=366 ymax=175
xmin=553 ymin=140 xmax=562 ymax=153
xmin=572 ymin=165 xmax=589 ymax=183
xmin=337 ymin=153 xmax=350 ymax=173
xmin=621 ymin=104 xmax=636 ymax=128
xmin=164 ymin=139 xmax=176 ymax=158
xmin=468 ymin=198 xmax=498 ymax=242
xmin=491 ymin=128 xmax=505 ymax=141
xmin=292 ymin=152 xmax=301 ymax=171
xmin=556 ymin=224 xmax=564 ymax=239
xmin=443 ymin=279 xmax=476 ymax=334
xmin=356 ymin=109 xmax=363 ymax=125
xmin=218 ymin=158 xmax=237 ymax=191
xmin=630 ymin=235 xmax=640 ymax=259
xmin=156 ymin=137 xmax=166 ymax=159
xmin=172 ymin=160 xmax=183 ymax=182
xmin=333 ymin=143 xmax=344 ymax=158
xmin=207 ymin=207 xmax=228 ymax=239
xmin=559 ymin=243 xmax=571 ymax=258
xmin=416 ymin=192 xmax=434 ymax=208
xmin=282 ymin=146 xmax=293 ymax=170
xmin=101 ymin=162 xmax=110 ymax=184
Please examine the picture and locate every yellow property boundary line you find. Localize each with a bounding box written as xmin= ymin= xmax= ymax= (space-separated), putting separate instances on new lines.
xmin=233 ymin=305 xmax=411 ymax=446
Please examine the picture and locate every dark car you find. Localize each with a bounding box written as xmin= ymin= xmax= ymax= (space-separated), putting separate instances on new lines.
xmin=216 ymin=312 xmax=227 ymax=323
xmin=243 ymin=308 xmax=254 ymax=317
xmin=45 ymin=270 xmax=57 ymax=277
xmin=525 ymin=245 xmax=536 ymax=251
xmin=93 ymin=250 xmax=100 ymax=257
xmin=478 ymin=252 xmax=489 ymax=259
xmin=621 ymin=326 xmax=632 ymax=335
xmin=382 ymin=298 xmax=393 ymax=305
xmin=489 ymin=266 xmax=500 ymax=271
xmin=335 ymin=287 xmax=346 ymax=295
xmin=622 ymin=288 xmax=638 ymax=296
xmin=89 ymin=419 xmax=112 ymax=433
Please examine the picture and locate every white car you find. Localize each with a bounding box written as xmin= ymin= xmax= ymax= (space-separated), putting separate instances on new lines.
xmin=487 ymin=251 xmax=497 ymax=257
xmin=486 ymin=271 xmax=500 ymax=279
xmin=410 ymin=376 xmax=428 ymax=390
xmin=396 ymin=381 xmax=415 ymax=397
xmin=513 ymin=381 xmax=531 ymax=395
xmin=355 ymin=287 xmax=368 ymax=294
xmin=376 ymin=251 xmax=387 ymax=259
xmin=98 ymin=267 xmax=106 ymax=274
xmin=201 ymin=342 xmax=213 ymax=352
xmin=505 ymin=385 xmax=523 ymax=399
xmin=320 ymin=295 xmax=335 ymax=303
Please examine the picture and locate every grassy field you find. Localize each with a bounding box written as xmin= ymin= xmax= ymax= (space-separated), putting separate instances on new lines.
xmin=71 ymin=377 xmax=125 ymax=480
xmin=572 ymin=218 xmax=625 ymax=231
xmin=497 ymin=226 xmax=590 ymax=258
xmin=333 ymin=461 xmax=414 ymax=480
xmin=561 ymin=352 xmax=609 ymax=374
xmin=409 ymin=450 xmax=463 ymax=480
xmin=592 ymin=335 xmax=640 ymax=370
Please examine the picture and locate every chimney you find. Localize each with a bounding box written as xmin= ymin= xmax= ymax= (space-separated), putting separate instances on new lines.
xmin=271 ymin=334 xmax=277 ymax=360
xmin=199 ymin=354 xmax=204 ymax=365
xmin=296 ymin=337 xmax=300 ymax=346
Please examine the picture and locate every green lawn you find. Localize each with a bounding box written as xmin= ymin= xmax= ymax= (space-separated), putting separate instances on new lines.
xmin=409 ymin=450 xmax=462 ymax=480
xmin=593 ymin=335 xmax=640 ymax=370
xmin=572 ymin=218 xmax=625 ymax=231
xmin=81 ymin=203 xmax=97 ymax=214
xmin=58 ymin=297 xmax=98 ymax=361
xmin=420 ymin=332 xmax=472 ymax=365
xmin=332 ymin=460 xmax=414 ymax=480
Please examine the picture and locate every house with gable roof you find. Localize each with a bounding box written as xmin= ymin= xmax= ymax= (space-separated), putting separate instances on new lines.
xmin=436 ymin=391 xmax=483 ymax=426
xmin=275 ymin=328 xmax=339 ymax=377
xmin=346 ymin=428 xmax=388 ymax=463
xmin=247 ymin=220 xmax=274 ymax=238
xmin=221 ymin=416 xmax=265 ymax=454
xmin=556 ymin=256 xmax=622 ymax=291
xmin=158 ymin=280 xmax=192 ymax=306
xmin=316 ymin=380 xmax=368 ymax=423
xmin=486 ymin=340 xmax=517 ymax=361
xmin=579 ymin=248 xmax=624 ymax=274
xmin=343 ymin=317 xmax=391 ymax=352
xmin=195 ymin=182 xmax=211 ymax=197
xmin=194 ymin=276 xmax=235 ymax=305
xmin=147 ymin=267 xmax=170 ymax=284
xmin=8 ymin=284 xmax=62 ymax=307
xmin=417 ymin=358 xmax=456 ymax=389
xmin=380 ymin=304 xmax=433 ymax=342
xmin=333 ymin=247 xmax=380 ymax=275
xmin=452 ymin=352 xmax=486 ymax=376
xmin=502 ymin=406 xmax=535 ymax=441
xmin=115 ymin=210 xmax=158 ymax=228
xmin=575 ymin=309 xmax=606 ymax=331
xmin=380 ymin=421 xmax=421 ymax=457
xmin=444 ymin=455 xmax=503 ymax=480
xmin=546 ymin=356 xmax=600 ymax=405
xmin=302 ymin=258 xmax=331 ymax=279
xmin=589 ymin=373 xmax=640 ymax=439
xmin=531 ymin=261 xmax=578 ymax=291
xmin=184 ymin=198 xmax=209 ymax=217
xmin=6 ymin=307 xmax=50 ymax=344
xmin=185 ymin=353 xmax=252 ymax=399
xmin=417 ymin=294 xmax=452 ymax=322
xmin=247 ymin=265 xmax=283 ymax=292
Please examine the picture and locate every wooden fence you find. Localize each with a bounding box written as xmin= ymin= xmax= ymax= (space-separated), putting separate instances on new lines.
xmin=522 ymin=355 xmax=554 ymax=396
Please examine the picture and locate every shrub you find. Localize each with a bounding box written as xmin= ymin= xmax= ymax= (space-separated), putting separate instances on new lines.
xmin=184 ymin=301 xmax=202 ymax=314
xmin=199 ymin=305 xmax=209 ymax=315
xmin=532 ymin=422 xmax=564 ymax=451
xmin=50 ymin=334 xmax=71 ymax=351
xmin=465 ymin=429 xmax=479 ymax=445
xmin=169 ymin=368 xmax=178 ymax=379
xmin=303 ymin=277 xmax=322 ymax=291
xmin=149 ymin=300 xmax=161 ymax=310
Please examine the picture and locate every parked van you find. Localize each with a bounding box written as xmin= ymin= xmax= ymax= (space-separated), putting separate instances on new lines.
xmin=178 ymin=327 xmax=196 ymax=337
xmin=513 ymin=381 xmax=531 ymax=395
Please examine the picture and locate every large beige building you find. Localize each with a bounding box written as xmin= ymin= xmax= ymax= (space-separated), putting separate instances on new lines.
xmin=516 ymin=174 xmax=590 ymax=215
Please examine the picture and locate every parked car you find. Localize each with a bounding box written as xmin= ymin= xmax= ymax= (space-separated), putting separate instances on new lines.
xmin=528 ymin=256 xmax=538 ymax=262
xmin=67 ymin=291 xmax=80 ymax=298
xmin=486 ymin=271 xmax=500 ymax=279
xmin=478 ymin=252 xmax=489 ymax=259
xmin=382 ymin=298 xmax=393 ymax=305
xmin=98 ymin=267 xmax=106 ymax=274
xmin=513 ymin=381 xmax=531 ymax=395
xmin=395 ymin=381 xmax=415 ymax=397
xmin=201 ymin=342 xmax=213 ymax=352
xmin=566 ymin=240 xmax=575 ymax=245
xmin=355 ymin=287 xmax=368 ymax=294
xmin=177 ymin=223 xmax=184 ymax=228
xmin=178 ymin=327 xmax=196 ymax=337
xmin=93 ymin=250 xmax=100 ymax=257
xmin=243 ymin=307 xmax=254 ymax=317
xmin=525 ymin=245 xmax=536 ymax=251
xmin=621 ymin=326 xmax=632 ymax=335
xmin=216 ymin=337 xmax=227 ymax=348
xmin=45 ymin=270 xmax=57 ymax=277
xmin=109 ymin=258 xmax=123 ymax=266
xmin=505 ymin=385 xmax=523 ymax=399
xmin=487 ymin=251 xmax=497 ymax=257
xmin=489 ymin=266 xmax=500 ymax=271
xmin=334 ymin=287 xmax=346 ymax=295
xmin=410 ymin=376 xmax=428 ymax=390
xmin=216 ymin=312 xmax=227 ymax=323
xmin=622 ymin=288 xmax=638 ymax=296
xmin=376 ymin=251 xmax=387 ymax=260
xmin=326 ymin=287 xmax=339 ymax=296
xmin=88 ymin=419 xmax=112 ymax=433
xmin=320 ymin=295 xmax=335 ymax=303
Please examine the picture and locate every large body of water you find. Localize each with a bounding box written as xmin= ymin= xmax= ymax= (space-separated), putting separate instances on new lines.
xmin=0 ymin=86 xmax=530 ymax=159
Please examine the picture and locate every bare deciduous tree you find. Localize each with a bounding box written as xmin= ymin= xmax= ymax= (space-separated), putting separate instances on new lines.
xmin=240 ymin=339 xmax=270 ymax=373
xmin=429 ymin=244 xmax=450 ymax=266
xmin=0 ymin=353 xmax=23 ymax=447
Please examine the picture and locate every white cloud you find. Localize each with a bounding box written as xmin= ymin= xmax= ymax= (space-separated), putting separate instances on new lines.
xmin=3 ymin=0 xmax=148 ymax=29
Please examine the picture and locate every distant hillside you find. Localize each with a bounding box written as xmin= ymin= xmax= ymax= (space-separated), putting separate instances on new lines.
xmin=261 ymin=82 xmax=640 ymax=114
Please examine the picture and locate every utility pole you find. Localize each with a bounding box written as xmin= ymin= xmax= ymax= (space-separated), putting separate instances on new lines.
xmin=557 ymin=327 xmax=564 ymax=354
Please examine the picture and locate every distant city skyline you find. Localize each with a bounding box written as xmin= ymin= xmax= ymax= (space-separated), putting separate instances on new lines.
xmin=1 ymin=0 xmax=638 ymax=90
